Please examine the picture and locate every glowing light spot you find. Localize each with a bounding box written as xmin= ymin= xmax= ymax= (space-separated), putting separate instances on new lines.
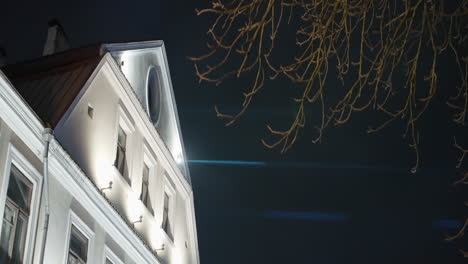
xmin=171 ymin=248 xmax=184 ymax=264
xmin=95 ymin=157 xmax=114 ymax=189
xmin=126 ymin=192 xmax=143 ymax=223
xmin=149 ymin=226 xmax=164 ymax=250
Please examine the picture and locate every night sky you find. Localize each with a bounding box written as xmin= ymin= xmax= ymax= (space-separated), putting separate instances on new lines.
xmin=1 ymin=0 xmax=466 ymax=263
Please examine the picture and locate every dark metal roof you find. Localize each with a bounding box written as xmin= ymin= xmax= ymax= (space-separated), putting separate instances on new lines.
xmin=1 ymin=45 xmax=102 ymax=127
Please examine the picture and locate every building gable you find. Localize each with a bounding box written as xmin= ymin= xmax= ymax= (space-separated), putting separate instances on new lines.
xmin=1 ymin=41 xmax=190 ymax=181
xmin=102 ymin=41 xmax=190 ymax=181
xmin=1 ymin=46 xmax=102 ymax=128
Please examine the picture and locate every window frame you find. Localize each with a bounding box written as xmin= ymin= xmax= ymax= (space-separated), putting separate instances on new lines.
xmin=139 ymin=144 xmax=156 ymax=216
xmin=113 ymin=104 xmax=135 ymax=185
xmin=1 ymin=166 xmax=33 ymax=262
xmin=139 ymin=163 xmax=151 ymax=213
xmin=160 ymin=174 xmax=176 ymax=242
xmin=68 ymin=225 xmax=89 ymax=263
xmin=0 ymin=143 xmax=42 ymax=264
xmin=63 ymin=210 xmax=94 ymax=264
xmin=145 ymin=65 xmax=163 ymax=125
xmin=115 ymin=125 xmax=128 ymax=182
xmin=103 ymin=245 xmax=124 ymax=264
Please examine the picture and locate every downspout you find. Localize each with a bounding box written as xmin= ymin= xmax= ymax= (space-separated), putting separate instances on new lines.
xmin=38 ymin=127 xmax=53 ymax=264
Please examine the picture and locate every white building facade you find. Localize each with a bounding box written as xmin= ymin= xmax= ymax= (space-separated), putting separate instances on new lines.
xmin=0 ymin=40 xmax=199 ymax=264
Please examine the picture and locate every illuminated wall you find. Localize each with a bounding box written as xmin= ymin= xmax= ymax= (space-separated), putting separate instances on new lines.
xmin=104 ymin=41 xmax=190 ymax=180
xmin=0 ymin=43 xmax=198 ymax=264
xmin=54 ymin=51 xmax=197 ymax=263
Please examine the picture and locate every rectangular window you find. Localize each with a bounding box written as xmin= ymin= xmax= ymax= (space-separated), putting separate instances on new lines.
xmin=139 ymin=164 xmax=153 ymax=215
xmin=67 ymin=225 xmax=88 ymax=264
xmin=162 ymin=192 xmax=172 ymax=239
xmin=0 ymin=165 xmax=32 ymax=264
xmin=103 ymin=246 xmax=124 ymax=264
xmin=114 ymin=126 xmax=130 ymax=183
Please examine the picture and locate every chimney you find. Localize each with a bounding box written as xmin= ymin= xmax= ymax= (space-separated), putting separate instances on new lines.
xmin=0 ymin=47 xmax=6 ymax=67
xmin=43 ymin=19 xmax=70 ymax=56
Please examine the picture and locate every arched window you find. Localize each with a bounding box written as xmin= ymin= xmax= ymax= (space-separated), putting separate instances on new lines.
xmin=146 ymin=66 xmax=162 ymax=124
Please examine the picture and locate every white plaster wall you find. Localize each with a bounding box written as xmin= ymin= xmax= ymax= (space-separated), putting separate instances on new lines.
xmin=1 ymin=72 xmax=152 ymax=264
xmin=104 ymin=43 xmax=190 ymax=180
xmin=54 ymin=65 xmax=195 ymax=264
xmin=0 ymin=119 xmax=138 ymax=264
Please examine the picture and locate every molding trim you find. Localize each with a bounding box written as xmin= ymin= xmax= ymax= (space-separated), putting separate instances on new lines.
xmin=103 ymin=245 xmax=125 ymax=264
xmin=102 ymin=41 xmax=164 ymax=54
xmin=185 ymin=192 xmax=200 ymax=264
xmin=117 ymin=103 xmax=136 ymax=133
xmin=0 ymin=71 xmax=44 ymax=157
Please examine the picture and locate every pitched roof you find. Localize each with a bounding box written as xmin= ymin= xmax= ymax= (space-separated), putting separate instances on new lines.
xmin=1 ymin=45 xmax=102 ymax=127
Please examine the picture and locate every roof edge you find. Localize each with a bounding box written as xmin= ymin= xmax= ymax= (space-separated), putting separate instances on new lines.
xmin=101 ymin=40 xmax=165 ymax=54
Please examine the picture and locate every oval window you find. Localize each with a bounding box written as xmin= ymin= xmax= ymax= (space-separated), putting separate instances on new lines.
xmin=147 ymin=67 xmax=162 ymax=124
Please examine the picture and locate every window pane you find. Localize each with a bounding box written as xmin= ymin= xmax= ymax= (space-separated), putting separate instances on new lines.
xmin=115 ymin=127 xmax=129 ymax=183
xmin=164 ymin=193 xmax=169 ymax=210
xmin=0 ymin=205 xmax=15 ymax=262
xmin=11 ymin=214 xmax=27 ymax=264
xmin=162 ymin=192 xmax=171 ymax=238
xmin=141 ymin=186 xmax=148 ymax=204
xmin=7 ymin=166 xmax=32 ymax=212
xmin=142 ymin=164 xmax=149 ymax=183
xmin=115 ymin=147 xmax=126 ymax=176
xmin=140 ymin=164 xmax=153 ymax=215
xmin=1 ymin=169 xmax=32 ymax=264
xmin=117 ymin=127 xmax=126 ymax=147
xmin=69 ymin=226 xmax=88 ymax=262
xmin=147 ymin=67 xmax=162 ymax=124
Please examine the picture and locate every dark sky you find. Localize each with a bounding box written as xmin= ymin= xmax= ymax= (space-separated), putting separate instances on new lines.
xmin=1 ymin=1 xmax=467 ymax=263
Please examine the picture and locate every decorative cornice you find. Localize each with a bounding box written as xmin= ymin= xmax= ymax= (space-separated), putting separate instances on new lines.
xmin=0 ymin=71 xmax=44 ymax=157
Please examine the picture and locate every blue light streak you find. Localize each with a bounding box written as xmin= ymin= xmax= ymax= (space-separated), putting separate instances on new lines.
xmin=188 ymin=160 xmax=267 ymax=166
xmin=263 ymin=210 xmax=349 ymax=222
xmin=187 ymin=160 xmax=453 ymax=172
xmin=434 ymin=219 xmax=463 ymax=230
xmin=187 ymin=159 xmax=377 ymax=168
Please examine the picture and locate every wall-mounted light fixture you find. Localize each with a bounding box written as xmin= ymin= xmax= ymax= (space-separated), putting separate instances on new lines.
xmin=100 ymin=180 xmax=113 ymax=193
xmin=131 ymin=215 xmax=143 ymax=226
xmin=154 ymin=244 xmax=165 ymax=252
